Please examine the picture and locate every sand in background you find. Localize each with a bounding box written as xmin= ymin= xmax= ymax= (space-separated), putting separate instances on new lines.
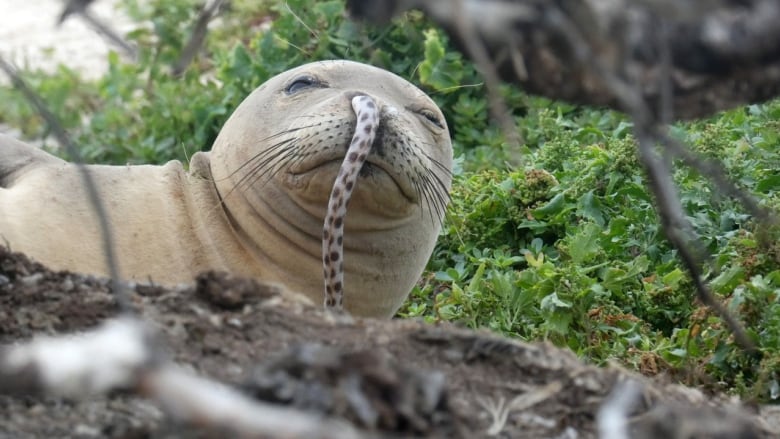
xmin=0 ymin=0 xmax=133 ymax=80
xmin=0 ymin=0 xmax=135 ymax=137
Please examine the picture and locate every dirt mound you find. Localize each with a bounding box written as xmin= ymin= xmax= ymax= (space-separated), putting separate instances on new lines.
xmin=0 ymin=246 xmax=775 ymax=438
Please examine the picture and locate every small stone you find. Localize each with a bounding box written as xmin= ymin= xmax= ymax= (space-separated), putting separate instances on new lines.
xmin=61 ymin=277 xmax=74 ymax=292
xmin=20 ymin=272 xmax=44 ymax=286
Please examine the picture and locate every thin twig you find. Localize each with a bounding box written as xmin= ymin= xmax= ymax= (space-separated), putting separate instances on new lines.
xmin=451 ymin=0 xmax=523 ymax=153
xmin=636 ymin=128 xmax=757 ymax=352
xmin=61 ymin=1 xmax=138 ymax=60
xmin=172 ymin=0 xmax=228 ymax=76
xmin=0 ymin=317 xmax=364 ymax=439
xmin=658 ymin=129 xmax=775 ymax=227
xmin=0 ymin=57 xmax=133 ymax=313
xmin=542 ymin=6 xmax=759 ymax=354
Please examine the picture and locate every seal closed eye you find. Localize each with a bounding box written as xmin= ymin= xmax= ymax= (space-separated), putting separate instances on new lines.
xmin=0 ymin=60 xmax=454 ymax=318
xmin=285 ymin=75 xmax=325 ymax=94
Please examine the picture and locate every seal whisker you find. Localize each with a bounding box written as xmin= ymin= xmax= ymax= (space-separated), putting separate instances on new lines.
xmin=424 ymin=166 xmax=452 ymax=210
xmin=423 ymin=168 xmax=450 ymax=224
xmin=222 ymin=138 xmax=295 ymax=181
xmin=220 ymin=124 xmax=321 ymax=181
xmin=217 ymin=125 xmax=316 ymax=181
xmin=236 ymin=143 xmax=302 ymax=192
xmin=226 ymin=142 xmax=294 ymax=189
xmin=217 ymin=141 xmax=307 ymax=205
xmin=418 ymin=146 xmax=454 ymax=178
xmin=414 ymin=146 xmax=452 ymax=222
xmin=281 ymin=137 xmax=333 ymax=174
xmin=417 ymin=174 xmax=440 ymax=226
xmin=422 ymin=181 xmax=440 ymax=225
xmin=410 ymin=178 xmax=426 ymax=220
xmin=431 ymin=190 xmax=450 ymax=223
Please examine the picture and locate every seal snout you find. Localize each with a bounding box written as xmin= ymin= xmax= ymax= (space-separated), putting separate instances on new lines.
xmin=342 ymin=92 xmax=398 ymax=155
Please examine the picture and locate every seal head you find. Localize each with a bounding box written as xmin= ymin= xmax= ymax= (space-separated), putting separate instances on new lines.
xmin=210 ymin=60 xmax=453 ymax=317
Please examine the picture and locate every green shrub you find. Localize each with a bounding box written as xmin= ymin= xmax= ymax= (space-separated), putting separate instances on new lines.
xmin=403 ymin=107 xmax=780 ymax=399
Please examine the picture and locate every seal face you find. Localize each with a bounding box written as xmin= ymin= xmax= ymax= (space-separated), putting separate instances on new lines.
xmin=0 ymin=60 xmax=453 ymax=318
xmin=210 ymin=60 xmax=453 ymax=317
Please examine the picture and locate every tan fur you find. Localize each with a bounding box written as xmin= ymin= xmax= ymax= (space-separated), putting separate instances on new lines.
xmin=0 ymin=60 xmax=453 ymax=317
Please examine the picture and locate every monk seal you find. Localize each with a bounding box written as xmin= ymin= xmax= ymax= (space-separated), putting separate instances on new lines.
xmin=0 ymin=60 xmax=453 ymax=317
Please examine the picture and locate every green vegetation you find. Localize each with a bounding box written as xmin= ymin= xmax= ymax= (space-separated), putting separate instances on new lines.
xmin=1 ymin=0 xmax=778 ymax=400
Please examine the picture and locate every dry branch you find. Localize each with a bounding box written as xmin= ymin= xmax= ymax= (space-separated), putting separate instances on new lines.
xmin=0 ymin=317 xmax=363 ymax=439
xmin=172 ymin=0 xmax=228 ymax=76
xmin=58 ymin=0 xmax=138 ymax=59
xmin=0 ymin=56 xmax=132 ymax=312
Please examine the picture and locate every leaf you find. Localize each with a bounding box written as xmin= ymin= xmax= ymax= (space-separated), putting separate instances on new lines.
xmin=668 ymin=348 xmax=688 ymax=358
xmin=540 ymin=292 xmax=572 ymax=310
xmin=756 ymin=174 xmax=780 ymax=192
xmin=661 ymin=268 xmax=685 ymax=288
xmin=577 ymin=191 xmax=605 ymax=226
xmin=568 ymin=223 xmax=602 ymax=264
xmin=545 ymin=311 xmax=574 ymax=335
xmin=709 ymin=266 xmax=745 ymax=294
xmin=524 ymin=251 xmax=545 ymax=268
xmin=418 ymin=29 xmax=463 ymax=90
xmin=540 ymin=295 xmax=573 ymax=335
xmin=468 ymin=263 xmax=486 ymax=292
xmin=532 ymin=192 xmax=566 ymax=217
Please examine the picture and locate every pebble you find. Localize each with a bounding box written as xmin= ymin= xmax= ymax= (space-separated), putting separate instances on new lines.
xmin=20 ymin=272 xmax=44 ymax=286
xmin=61 ymin=276 xmax=74 ymax=292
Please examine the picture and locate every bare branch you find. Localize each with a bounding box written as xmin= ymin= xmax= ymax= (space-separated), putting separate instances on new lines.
xmin=449 ymin=0 xmax=523 ymax=150
xmin=0 ymin=317 xmax=364 ymax=439
xmin=58 ymin=0 xmax=138 ymax=59
xmin=0 ymin=56 xmax=133 ymax=312
xmin=597 ymin=380 xmax=642 ymax=439
xmin=172 ymin=0 xmax=228 ymax=76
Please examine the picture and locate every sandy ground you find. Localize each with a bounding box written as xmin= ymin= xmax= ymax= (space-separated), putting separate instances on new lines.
xmin=0 ymin=0 xmax=133 ymax=80
xmin=0 ymin=0 xmax=134 ymax=137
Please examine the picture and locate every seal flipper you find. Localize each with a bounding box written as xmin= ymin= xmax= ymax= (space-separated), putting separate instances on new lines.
xmin=0 ymin=134 xmax=65 ymax=188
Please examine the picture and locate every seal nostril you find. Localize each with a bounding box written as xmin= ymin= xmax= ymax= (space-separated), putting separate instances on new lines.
xmin=344 ymin=91 xmax=368 ymax=102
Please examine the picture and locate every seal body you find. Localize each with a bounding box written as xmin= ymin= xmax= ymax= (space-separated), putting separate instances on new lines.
xmin=0 ymin=60 xmax=453 ymax=317
xmin=0 ymin=137 xmax=247 ymax=284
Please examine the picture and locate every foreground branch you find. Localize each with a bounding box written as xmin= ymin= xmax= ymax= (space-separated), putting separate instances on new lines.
xmin=58 ymin=0 xmax=137 ymax=59
xmin=0 ymin=317 xmax=363 ymax=439
xmin=0 ymin=56 xmax=132 ymax=312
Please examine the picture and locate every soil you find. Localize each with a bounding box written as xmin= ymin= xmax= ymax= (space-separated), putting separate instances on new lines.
xmin=0 ymin=246 xmax=778 ymax=438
